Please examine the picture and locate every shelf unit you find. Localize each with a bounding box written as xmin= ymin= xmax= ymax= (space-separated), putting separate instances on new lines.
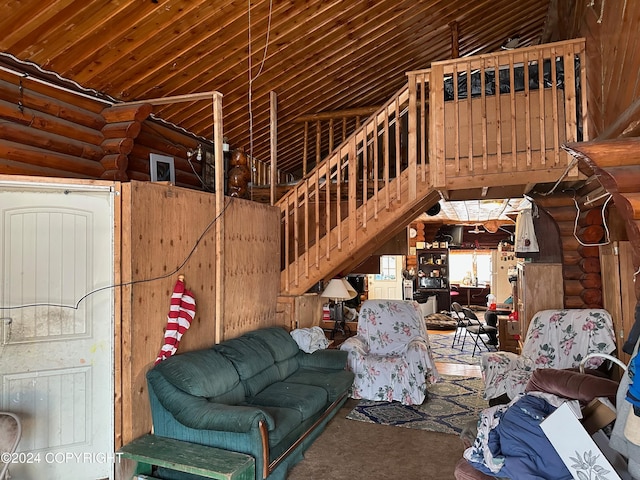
xmin=415 ymin=248 xmax=450 ymax=312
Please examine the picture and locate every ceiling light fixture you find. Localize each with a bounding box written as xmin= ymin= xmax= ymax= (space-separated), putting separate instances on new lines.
xmin=468 ymin=224 xmax=485 ymax=234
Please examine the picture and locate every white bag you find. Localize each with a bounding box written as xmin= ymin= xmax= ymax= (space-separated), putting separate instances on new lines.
xmin=515 ymin=207 xmax=539 ymax=254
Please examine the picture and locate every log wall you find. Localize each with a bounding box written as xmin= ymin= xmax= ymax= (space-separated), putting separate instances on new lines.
xmin=537 ymin=191 xmax=605 ymax=310
xmin=0 ymin=67 xmax=207 ymax=188
xmin=119 ymin=181 xmax=280 ymax=445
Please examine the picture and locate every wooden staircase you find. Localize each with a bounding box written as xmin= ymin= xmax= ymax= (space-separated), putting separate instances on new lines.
xmin=278 ymin=39 xmax=588 ymax=296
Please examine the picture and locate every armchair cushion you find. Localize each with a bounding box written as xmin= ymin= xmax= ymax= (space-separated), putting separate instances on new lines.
xmin=480 ymin=309 xmax=616 ymax=401
xmin=340 ymin=299 xmax=439 ymax=405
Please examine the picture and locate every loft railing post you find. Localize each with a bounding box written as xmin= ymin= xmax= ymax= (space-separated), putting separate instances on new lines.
xmin=348 ymin=137 xmax=357 ymax=253
xmin=429 ymin=65 xmax=445 ymax=189
xmin=407 ymin=72 xmax=418 ymax=200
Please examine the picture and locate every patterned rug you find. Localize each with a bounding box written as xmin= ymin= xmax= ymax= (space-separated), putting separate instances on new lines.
xmin=345 ymin=374 xmax=485 ymax=435
xmin=428 ymin=330 xmax=488 ymax=365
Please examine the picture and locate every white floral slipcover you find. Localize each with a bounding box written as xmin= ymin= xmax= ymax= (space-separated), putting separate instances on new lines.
xmin=339 ymin=299 xmax=440 ymax=405
xmin=480 ymin=309 xmax=617 ymax=401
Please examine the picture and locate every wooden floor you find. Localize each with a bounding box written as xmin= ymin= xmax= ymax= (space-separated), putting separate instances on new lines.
xmin=429 ymin=329 xmax=483 ymax=378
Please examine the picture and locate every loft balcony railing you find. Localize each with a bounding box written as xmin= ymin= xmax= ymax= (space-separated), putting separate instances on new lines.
xmin=277 ymin=38 xmax=587 ymax=296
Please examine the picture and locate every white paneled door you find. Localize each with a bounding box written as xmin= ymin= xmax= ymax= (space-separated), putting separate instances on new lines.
xmin=367 ymin=255 xmax=404 ymax=300
xmin=0 ymin=183 xmax=114 ymax=480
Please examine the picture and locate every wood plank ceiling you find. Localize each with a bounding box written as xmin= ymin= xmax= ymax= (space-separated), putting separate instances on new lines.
xmin=0 ymin=0 xmax=557 ymax=178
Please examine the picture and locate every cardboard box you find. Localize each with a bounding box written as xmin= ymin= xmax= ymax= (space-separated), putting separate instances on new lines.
xmin=581 ymin=398 xmax=616 ymax=435
xmin=506 ymin=320 xmax=521 ymax=336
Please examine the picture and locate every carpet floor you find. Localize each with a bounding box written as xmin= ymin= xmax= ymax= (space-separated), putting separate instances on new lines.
xmin=345 ymin=374 xmax=485 ymax=435
xmin=286 ymin=398 xmax=466 ymax=480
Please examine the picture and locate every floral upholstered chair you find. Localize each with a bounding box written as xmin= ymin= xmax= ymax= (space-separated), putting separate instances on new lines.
xmin=339 ymin=299 xmax=440 ymax=405
xmin=480 ymin=309 xmax=617 ymax=403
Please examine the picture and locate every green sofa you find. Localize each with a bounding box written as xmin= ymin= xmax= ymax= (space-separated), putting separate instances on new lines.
xmin=146 ymin=327 xmax=354 ymax=480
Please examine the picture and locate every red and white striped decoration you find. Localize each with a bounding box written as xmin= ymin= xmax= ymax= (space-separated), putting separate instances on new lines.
xmin=155 ymin=276 xmax=196 ymax=365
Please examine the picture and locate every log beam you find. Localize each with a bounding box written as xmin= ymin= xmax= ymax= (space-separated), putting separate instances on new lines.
xmin=99 ymin=104 xmax=151 ymax=181
xmin=0 ymin=97 xmax=103 ymax=145
xmin=0 ymin=140 xmax=104 ymax=177
xmin=564 ymin=138 xmax=640 ymax=287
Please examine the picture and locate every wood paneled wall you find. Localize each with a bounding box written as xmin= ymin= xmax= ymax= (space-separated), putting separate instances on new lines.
xmin=119 ymin=181 xmax=280 ymax=445
xmin=557 ymin=0 xmax=640 ymax=138
xmin=223 ymin=198 xmax=282 ymax=339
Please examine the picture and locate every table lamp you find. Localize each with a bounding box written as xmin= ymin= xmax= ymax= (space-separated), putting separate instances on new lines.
xmin=321 ymin=278 xmax=358 ymax=334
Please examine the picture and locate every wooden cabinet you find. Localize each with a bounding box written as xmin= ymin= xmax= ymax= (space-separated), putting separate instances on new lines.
xmin=415 ymin=248 xmax=450 ymax=312
xmin=516 ymin=262 xmax=564 ymax=336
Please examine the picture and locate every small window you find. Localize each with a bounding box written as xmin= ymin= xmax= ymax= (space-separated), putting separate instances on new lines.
xmin=375 ymin=255 xmax=397 ymax=281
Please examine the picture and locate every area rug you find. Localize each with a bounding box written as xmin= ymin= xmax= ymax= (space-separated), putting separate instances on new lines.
xmin=345 ymin=374 xmax=486 ymax=435
xmin=428 ymin=330 xmax=486 ymax=365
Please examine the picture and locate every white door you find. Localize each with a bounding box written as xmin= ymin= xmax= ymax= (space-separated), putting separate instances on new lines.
xmin=367 ymin=255 xmax=404 ymax=299
xmin=0 ymin=183 xmax=114 ymax=480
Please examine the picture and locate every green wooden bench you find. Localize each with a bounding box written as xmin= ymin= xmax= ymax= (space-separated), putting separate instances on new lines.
xmin=118 ymin=434 xmax=255 ymax=480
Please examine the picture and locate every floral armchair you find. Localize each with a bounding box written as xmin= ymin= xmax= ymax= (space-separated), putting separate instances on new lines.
xmin=480 ymin=309 xmax=617 ymax=402
xmin=339 ymin=299 xmax=440 ymax=405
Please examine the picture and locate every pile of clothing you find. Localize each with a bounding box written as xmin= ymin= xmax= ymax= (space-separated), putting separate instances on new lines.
xmin=461 ymin=335 xmax=640 ymax=479
xmin=464 ymin=393 xmax=578 ymax=479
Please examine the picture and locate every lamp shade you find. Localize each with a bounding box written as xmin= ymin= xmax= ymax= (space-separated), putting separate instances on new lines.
xmin=341 ymin=278 xmax=358 ymax=300
xmin=321 ymin=278 xmax=357 ymax=301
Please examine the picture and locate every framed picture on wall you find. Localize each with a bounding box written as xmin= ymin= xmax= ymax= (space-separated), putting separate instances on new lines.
xmin=150 ymin=153 xmax=176 ymax=183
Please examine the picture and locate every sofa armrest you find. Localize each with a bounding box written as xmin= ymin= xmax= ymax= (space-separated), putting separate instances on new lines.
xmin=147 ymin=370 xmax=275 ymax=432
xmin=296 ymin=348 xmax=348 ymax=370
xmin=479 ymin=351 xmax=524 ymax=400
xmin=525 ymin=368 xmax=619 ymax=404
xmin=176 ymin=400 xmax=275 ymax=432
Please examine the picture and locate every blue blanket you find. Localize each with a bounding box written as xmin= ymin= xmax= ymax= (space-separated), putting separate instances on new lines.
xmin=468 ymin=395 xmax=571 ymax=479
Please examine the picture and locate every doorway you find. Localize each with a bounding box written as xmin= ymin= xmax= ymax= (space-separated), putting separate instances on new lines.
xmin=0 ymin=182 xmax=115 ymax=479
xmin=367 ymin=255 xmax=404 ymax=300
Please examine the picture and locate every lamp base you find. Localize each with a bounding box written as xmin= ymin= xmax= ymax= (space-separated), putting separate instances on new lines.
xmin=329 ymin=301 xmax=350 ymax=339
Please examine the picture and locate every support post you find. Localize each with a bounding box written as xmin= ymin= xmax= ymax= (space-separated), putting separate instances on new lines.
xmin=213 ymin=92 xmax=225 ymax=344
xmin=270 ymin=91 xmax=278 ymax=206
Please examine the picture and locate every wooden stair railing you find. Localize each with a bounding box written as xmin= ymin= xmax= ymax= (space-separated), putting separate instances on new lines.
xmin=278 ymin=39 xmax=588 ymax=296
xmin=279 ymin=80 xmax=435 ymax=295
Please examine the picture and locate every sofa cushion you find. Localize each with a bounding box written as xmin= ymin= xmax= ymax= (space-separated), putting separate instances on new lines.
xmin=215 ymin=336 xmax=281 ymax=396
xmin=251 ymin=405 xmax=304 ymax=447
xmin=153 ymin=349 xmax=242 ymax=400
xmin=245 ymin=327 xmax=301 ymax=378
xmin=245 ymin=382 xmax=327 ymax=421
xmin=285 ymin=368 xmax=354 ymax=402
xmin=245 ymin=327 xmax=300 ymax=362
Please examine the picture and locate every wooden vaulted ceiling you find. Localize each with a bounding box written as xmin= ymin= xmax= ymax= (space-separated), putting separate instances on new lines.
xmin=0 ymin=0 xmax=560 ymax=177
